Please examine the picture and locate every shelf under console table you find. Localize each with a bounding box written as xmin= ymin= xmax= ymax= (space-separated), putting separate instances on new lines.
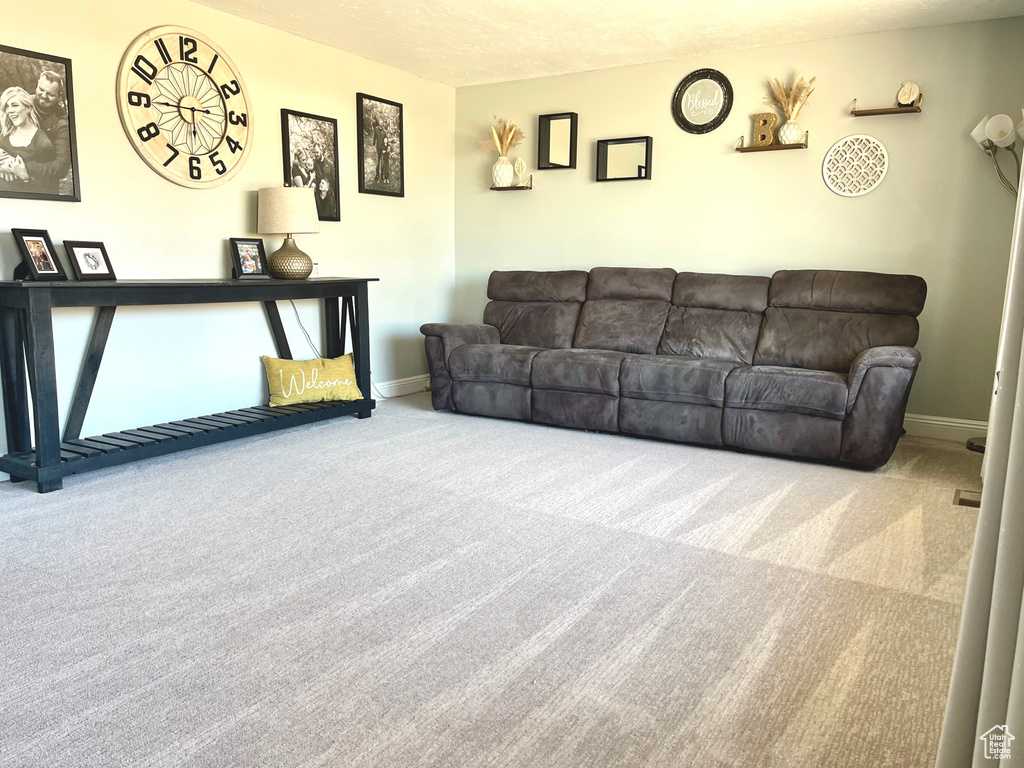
xmin=0 ymin=278 xmax=378 ymax=493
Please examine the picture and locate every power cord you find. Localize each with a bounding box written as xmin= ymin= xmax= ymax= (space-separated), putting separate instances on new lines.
xmin=287 ymin=300 xmax=391 ymax=400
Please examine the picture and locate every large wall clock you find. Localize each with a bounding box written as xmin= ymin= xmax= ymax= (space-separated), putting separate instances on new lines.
xmin=116 ymin=26 xmax=253 ymax=188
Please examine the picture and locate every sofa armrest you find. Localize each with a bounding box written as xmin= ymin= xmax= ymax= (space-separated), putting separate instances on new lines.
xmin=847 ymin=346 xmax=921 ymax=412
xmin=420 ymin=323 xmax=500 ymax=361
xmin=420 ymin=323 xmax=500 ymax=411
xmin=840 ymin=346 xmax=921 ymax=468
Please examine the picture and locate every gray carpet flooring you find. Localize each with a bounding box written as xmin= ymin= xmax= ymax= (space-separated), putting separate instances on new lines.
xmin=0 ymin=393 xmax=981 ymax=768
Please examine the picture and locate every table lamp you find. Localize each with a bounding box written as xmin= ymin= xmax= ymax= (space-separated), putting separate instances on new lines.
xmin=257 ymin=187 xmax=320 ymax=279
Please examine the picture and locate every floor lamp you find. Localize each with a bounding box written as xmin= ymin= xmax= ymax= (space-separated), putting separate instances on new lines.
xmin=956 ymin=110 xmax=1024 ymax=508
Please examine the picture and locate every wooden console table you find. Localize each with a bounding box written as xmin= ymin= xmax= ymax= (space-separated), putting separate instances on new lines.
xmin=0 ymin=278 xmax=377 ymax=493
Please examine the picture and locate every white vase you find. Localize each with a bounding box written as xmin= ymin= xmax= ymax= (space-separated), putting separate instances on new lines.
xmin=491 ymin=156 xmax=514 ymax=187
xmin=777 ymin=120 xmax=803 ymax=145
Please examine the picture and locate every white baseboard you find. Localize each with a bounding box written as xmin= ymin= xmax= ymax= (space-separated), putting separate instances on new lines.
xmin=903 ymin=413 xmax=987 ymax=442
xmin=372 ymin=374 xmax=430 ymax=399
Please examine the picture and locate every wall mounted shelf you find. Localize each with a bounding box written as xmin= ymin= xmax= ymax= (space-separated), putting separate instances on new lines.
xmin=850 ymin=95 xmax=923 ymax=116
xmin=490 ymin=176 xmax=533 ymax=191
xmin=736 ymin=133 xmax=809 ymax=152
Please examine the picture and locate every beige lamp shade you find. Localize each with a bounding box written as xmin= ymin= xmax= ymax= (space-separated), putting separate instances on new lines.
xmin=257 ymin=187 xmax=321 ymax=235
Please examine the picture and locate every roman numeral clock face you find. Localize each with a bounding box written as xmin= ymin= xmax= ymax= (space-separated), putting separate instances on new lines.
xmin=117 ymin=26 xmax=253 ymax=188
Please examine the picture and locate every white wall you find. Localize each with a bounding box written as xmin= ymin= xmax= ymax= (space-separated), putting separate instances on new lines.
xmin=455 ymin=20 xmax=1024 ymax=423
xmin=1 ymin=0 xmax=455 ymax=478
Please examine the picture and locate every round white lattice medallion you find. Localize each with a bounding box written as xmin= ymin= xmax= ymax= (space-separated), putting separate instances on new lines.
xmin=822 ymin=135 xmax=888 ymax=197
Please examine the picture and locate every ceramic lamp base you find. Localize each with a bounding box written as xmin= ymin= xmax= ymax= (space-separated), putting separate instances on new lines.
xmin=267 ymin=238 xmax=313 ymax=279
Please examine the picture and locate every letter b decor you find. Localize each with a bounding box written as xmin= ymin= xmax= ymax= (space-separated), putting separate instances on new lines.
xmin=751 ymin=113 xmax=778 ymax=146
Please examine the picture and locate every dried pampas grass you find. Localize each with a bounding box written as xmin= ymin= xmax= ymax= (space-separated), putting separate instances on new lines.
xmin=768 ymin=74 xmax=816 ymax=120
xmin=480 ymin=117 xmax=524 ymax=157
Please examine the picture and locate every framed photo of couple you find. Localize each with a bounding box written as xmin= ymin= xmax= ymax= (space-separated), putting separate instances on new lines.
xmin=280 ymin=108 xmax=340 ymax=222
xmin=0 ymin=43 xmax=81 ymax=202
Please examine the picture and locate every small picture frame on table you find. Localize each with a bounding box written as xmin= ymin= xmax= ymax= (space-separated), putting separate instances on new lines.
xmin=229 ymin=238 xmax=270 ymax=279
xmin=63 ymin=240 xmax=115 ymax=281
xmin=12 ymin=228 xmax=67 ymax=280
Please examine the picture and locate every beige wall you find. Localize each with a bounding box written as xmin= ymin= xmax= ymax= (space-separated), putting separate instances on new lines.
xmin=1 ymin=0 xmax=456 ymax=475
xmin=455 ymin=20 xmax=1024 ymax=423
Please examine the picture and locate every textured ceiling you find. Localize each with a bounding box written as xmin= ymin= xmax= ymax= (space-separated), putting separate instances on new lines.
xmin=196 ymin=0 xmax=1024 ymax=86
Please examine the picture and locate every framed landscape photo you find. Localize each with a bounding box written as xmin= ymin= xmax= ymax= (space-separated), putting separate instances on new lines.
xmin=63 ymin=240 xmax=115 ymax=281
xmin=356 ymin=93 xmax=404 ymax=197
xmin=0 ymin=44 xmax=81 ymax=202
xmin=12 ymin=228 xmax=67 ymax=280
xmin=280 ymin=109 xmax=340 ymax=222
xmin=229 ymin=238 xmax=269 ymax=279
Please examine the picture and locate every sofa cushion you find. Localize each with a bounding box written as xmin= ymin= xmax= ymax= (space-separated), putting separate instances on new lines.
xmin=755 ymin=307 xmax=920 ymax=373
xmin=532 ymin=349 xmax=628 ymax=395
xmin=449 ymin=344 xmax=545 ymax=386
xmin=658 ymin=307 xmax=763 ymax=364
xmin=484 ymin=301 xmax=581 ymax=349
xmin=574 ymin=299 xmax=671 ymax=355
xmin=488 ymin=270 xmax=589 ymax=302
xmin=620 ymin=355 xmax=738 ymax=407
xmin=587 ymin=267 xmax=675 ymax=300
xmin=672 ymin=272 xmax=770 ymax=312
xmin=754 ymin=269 xmax=925 ymax=373
xmin=769 ymin=269 xmax=927 ymax=315
xmin=483 ymin=270 xmax=588 ymax=349
xmin=725 ymin=366 xmax=849 ymax=420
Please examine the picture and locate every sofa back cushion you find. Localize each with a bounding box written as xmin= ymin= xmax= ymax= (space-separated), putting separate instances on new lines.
xmin=658 ymin=272 xmax=770 ymax=364
xmin=573 ymin=267 xmax=675 ymax=354
xmin=483 ymin=270 xmax=588 ymax=348
xmin=754 ymin=270 xmax=927 ymax=373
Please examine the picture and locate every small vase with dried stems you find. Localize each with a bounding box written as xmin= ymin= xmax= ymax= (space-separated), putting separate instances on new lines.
xmin=769 ymin=74 xmax=815 ymax=145
xmin=482 ymin=117 xmax=524 ymax=187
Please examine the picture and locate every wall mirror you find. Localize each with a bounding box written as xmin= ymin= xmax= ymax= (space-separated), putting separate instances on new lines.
xmin=538 ymin=112 xmax=578 ymax=169
xmin=596 ymin=137 xmax=653 ymax=181
xmin=672 ymin=68 xmax=733 ymax=134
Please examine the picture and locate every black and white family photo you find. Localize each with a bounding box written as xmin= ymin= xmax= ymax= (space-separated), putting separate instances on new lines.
xmin=357 ymin=93 xmax=404 ymax=197
xmin=281 ymin=109 xmax=340 ymax=222
xmin=0 ymin=44 xmax=80 ymax=202
xmin=63 ymin=240 xmax=115 ymax=281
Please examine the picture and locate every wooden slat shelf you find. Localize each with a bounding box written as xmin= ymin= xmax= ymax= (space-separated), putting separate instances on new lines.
xmin=0 ymin=399 xmax=370 ymax=483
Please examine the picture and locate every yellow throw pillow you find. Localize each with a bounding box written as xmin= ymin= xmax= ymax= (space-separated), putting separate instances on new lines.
xmin=262 ymin=354 xmax=363 ymax=407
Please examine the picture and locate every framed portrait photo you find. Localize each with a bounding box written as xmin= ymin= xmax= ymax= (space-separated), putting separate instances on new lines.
xmin=62 ymin=240 xmax=115 ymax=281
xmin=280 ymin=109 xmax=340 ymax=222
xmin=0 ymin=44 xmax=81 ymax=202
xmin=12 ymin=228 xmax=67 ymax=280
xmin=229 ymin=238 xmax=269 ymax=279
xmin=356 ymin=93 xmax=404 ymax=197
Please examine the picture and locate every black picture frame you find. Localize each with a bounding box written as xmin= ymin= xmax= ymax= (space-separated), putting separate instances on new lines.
xmin=596 ymin=137 xmax=653 ymax=182
xmin=356 ymin=93 xmax=404 ymax=197
xmin=281 ymin=109 xmax=341 ymax=222
xmin=671 ymin=68 xmax=733 ymax=135
xmin=538 ymin=112 xmax=578 ymax=170
xmin=229 ymin=238 xmax=270 ymax=279
xmin=12 ymin=228 xmax=67 ymax=280
xmin=63 ymin=240 xmax=115 ymax=281
xmin=0 ymin=44 xmax=81 ymax=202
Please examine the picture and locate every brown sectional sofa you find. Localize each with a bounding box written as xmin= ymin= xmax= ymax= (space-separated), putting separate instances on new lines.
xmin=421 ymin=267 xmax=927 ymax=468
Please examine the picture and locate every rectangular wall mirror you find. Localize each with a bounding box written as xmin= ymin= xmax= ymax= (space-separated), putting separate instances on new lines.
xmin=538 ymin=112 xmax=579 ymax=169
xmin=596 ymin=137 xmax=653 ymax=181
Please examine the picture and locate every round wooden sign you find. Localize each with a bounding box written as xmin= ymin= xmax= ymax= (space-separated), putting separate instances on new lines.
xmin=672 ymin=69 xmax=733 ymax=134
